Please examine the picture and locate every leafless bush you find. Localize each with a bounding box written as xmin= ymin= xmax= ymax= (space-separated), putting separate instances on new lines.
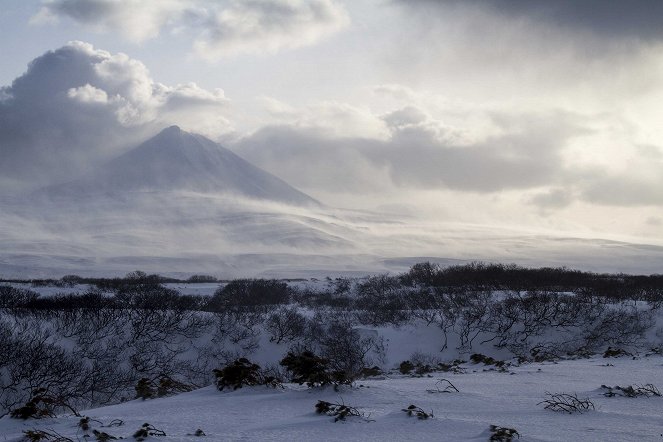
xmin=539 ymin=392 xmax=595 ymax=413
xmin=315 ymin=400 xmax=369 ymax=422
xmin=213 ymin=358 xmax=281 ymax=391
xmin=583 ymin=307 xmax=654 ymax=349
xmin=207 ymin=279 xmax=291 ymax=312
xmin=426 ymin=379 xmax=459 ymax=394
xmin=0 ymin=318 xmax=87 ymax=417
xmin=452 ymin=290 xmax=494 ymax=351
xmin=315 ymin=321 xmax=384 ymax=380
xmin=601 ymin=383 xmax=661 ymax=398
xmin=402 ymin=404 xmax=434 ymax=419
xmin=22 ymin=429 xmax=74 ymax=442
xmin=266 ymin=306 xmax=307 ymax=344
xmin=489 ymin=425 xmax=520 ymax=441
xmin=133 ymin=423 xmax=166 ymax=441
xmin=354 ymin=275 xmax=412 ymax=326
xmin=280 ymin=348 xmax=351 ymax=388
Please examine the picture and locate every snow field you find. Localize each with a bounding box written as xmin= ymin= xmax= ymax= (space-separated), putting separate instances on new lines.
xmin=2 ymin=355 xmax=662 ymax=441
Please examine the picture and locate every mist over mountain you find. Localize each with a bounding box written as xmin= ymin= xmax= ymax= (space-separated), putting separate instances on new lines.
xmin=37 ymin=126 xmax=319 ymax=207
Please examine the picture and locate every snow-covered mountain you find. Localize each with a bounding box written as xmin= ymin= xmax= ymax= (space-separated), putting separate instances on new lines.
xmin=39 ymin=126 xmax=319 ymax=207
xmin=3 ymin=126 xmax=663 ymax=278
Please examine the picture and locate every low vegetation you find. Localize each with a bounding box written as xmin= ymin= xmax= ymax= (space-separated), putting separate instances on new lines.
xmin=0 ymin=262 xmax=661 ymax=419
xmin=538 ymin=392 xmax=595 ymax=414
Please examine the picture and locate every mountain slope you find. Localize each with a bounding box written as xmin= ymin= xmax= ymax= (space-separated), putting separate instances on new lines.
xmin=40 ymin=126 xmax=319 ymax=206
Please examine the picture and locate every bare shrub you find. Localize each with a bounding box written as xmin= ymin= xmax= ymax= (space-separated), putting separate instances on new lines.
xmin=1 ymin=318 xmax=87 ymax=418
xmin=354 ymin=275 xmax=412 ymax=326
xmin=213 ymin=358 xmax=280 ymax=391
xmin=207 ymin=279 xmax=291 ymax=311
xmin=22 ymin=429 xmax=74 ymax=442
xmin=10 ymin=388 xmax=79 ymax=419
xmin=539 ymin=392 xmax=595 ymax=414
xmin=315 ymin=321 xmax=384 ymax=381
xmin=133 ymin=423 xmax=166 ymax=441
xmin=601 ymin=384 xmax=661 ymax=398
xmin=315 ymin=400 xmax=368 ymax=422
xmin=426 ymin=379 xmax=459 ymax=394
xmin=584 ymin=307 xmax=653 ymax=349
xmin=280 ymin=349 xmax=349 ymax=388
xmin=489 ymin=425 xmax=520 ymax=441
xmin=266 ymin=306 xmax=307 ymax=344
xmin=402 ymin=404 xmax=434 ymax=419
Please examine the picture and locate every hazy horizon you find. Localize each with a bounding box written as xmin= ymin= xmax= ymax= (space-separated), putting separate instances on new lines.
xmin=2 ymin=0 xmax=663 ymax=276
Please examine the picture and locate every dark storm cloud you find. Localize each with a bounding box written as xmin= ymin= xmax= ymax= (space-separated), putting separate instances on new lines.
xmin=401 ymin=0 xmax=663 ymax=41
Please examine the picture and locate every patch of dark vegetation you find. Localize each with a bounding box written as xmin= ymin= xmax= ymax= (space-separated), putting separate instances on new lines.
xmin=133 ymin=423 xmax=166 ymax=441
xmin=10 ymin=388 xmax=79 ymax=420
xmin=360 ymin=366 xmax=383 ymax=378
xmin=399 ymin=359 xmax=464 ymax=376
xmin=207 ymin=279 xmax=292 ymax=312
xmin=470 ymin=353 xmax=505 ymax=367
xmin=399 ymin=360 xmax=415 ymax=375
xmin=1 ymin=260 xmax=662 ymax=419
xmin=601 ymin=384 xmax=661 ymax=398
xmin=213 ymin=358 xmax=281 ymax=391
xmin=603 ymin=347 xmax=632 ymax=358
xmin=315 ymin=400 xmax=367 ymax=422
xmin=489 ymin=425 xmax=520 ymax=441
xmin=135 ymin=376 xmax=194 ymax=399
xmin=92 ymin=429 xmax=118 ymax=441
xmin=403 ymin=261 xmax=663 ymax=303
xmin=22 ymin=429 xmax=74 ymax=442
xmin=280 ymin=350 xmax=351 ymax=389
xmin=401 ymin=404 xmax=434 ymax=419
xmin=539 ymin=392 xmax=595 ymax=414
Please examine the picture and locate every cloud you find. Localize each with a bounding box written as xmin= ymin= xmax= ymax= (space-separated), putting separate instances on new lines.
xmin=581 ymin=175 xmax=663 ymax=207
xmin=646 ymin=216 xmax=662 ymax=227
xmin=399 ymin=0 xmax=663 ymax=41
xmin=31 ymin=0 xmax=194 ymax=41
xmin=235 ymin=107 xmax=588 ymax=195
xmin=0 ymin=41 xmax=229 ymax=192
xmin=383 ymin=0 xmax=663 ymax=112
xmin=239 ymin=94 xmax=663 ymax=210
xmin=32 ymin=0 xmax=349 ymax=58
xmin=194 ymin=0 xmax=349 ymax=59
xmin=258 ymin=97 xmax=389 ymax=139
xmin=529 ymin=188 xmax=575 ymax=210
xmin=234 ymin=125 xmax=392 ymax=193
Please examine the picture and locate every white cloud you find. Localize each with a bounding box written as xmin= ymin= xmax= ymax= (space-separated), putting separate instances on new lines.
xmin=67 ymin=84 xmax=109 ymax=104
xmin=32 ymin=0 xmax=349 ymax=58
xmin=0 ymin=41 xmax=230 ymax=192
xmin=193 ymin=0 xmax=349 ymax=59
xmin=32 ymin=0 xmax=195 ymax=42
xmin=258 ymin=98 xmax=389 ymax=140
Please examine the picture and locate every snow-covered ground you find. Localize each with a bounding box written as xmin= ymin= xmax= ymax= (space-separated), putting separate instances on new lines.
xmin=1 ymin=355 xmax=662 ymax=441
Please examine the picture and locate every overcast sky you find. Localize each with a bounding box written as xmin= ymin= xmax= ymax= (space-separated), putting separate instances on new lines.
xmin=1 ymin=0 xmax=663 ymax=246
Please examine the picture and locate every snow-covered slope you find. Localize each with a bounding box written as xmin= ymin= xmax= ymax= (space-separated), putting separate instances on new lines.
xmin=39 ymin=126 xmax=319 ymax=207
xmin=1 ymin=356 xmax=661 ymax=441
xmin=2 ymin=126 xmax=663 ymax=278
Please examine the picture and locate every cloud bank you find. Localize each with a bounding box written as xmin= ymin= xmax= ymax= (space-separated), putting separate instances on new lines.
xmin=0 ymin=41 xmax=228 ymax=192
xmin=236 ymin=94 xmax=663 ymax=217
xmin=32 ymin=0 xmax=349 ymax=59
xmin=401 ymin=0 xmax=663 ymax=41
